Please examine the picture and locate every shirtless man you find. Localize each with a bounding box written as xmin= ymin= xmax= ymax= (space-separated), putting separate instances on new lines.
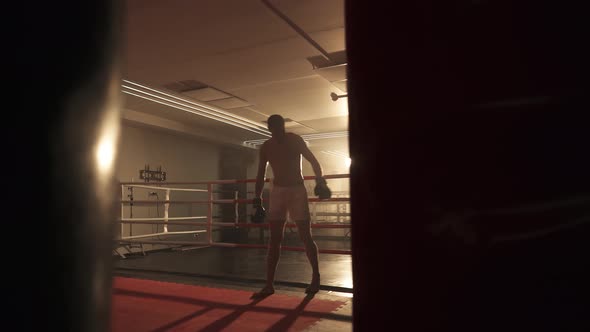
xmin=253 ymin=114 xmax=331 ymax=295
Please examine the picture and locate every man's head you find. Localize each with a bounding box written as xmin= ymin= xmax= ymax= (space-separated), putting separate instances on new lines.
xmin=267 ymin=114 xmax=285 ymax=136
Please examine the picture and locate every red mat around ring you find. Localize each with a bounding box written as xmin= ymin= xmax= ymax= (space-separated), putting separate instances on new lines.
xmin=111 ymin=277 xmax=347 ymax=332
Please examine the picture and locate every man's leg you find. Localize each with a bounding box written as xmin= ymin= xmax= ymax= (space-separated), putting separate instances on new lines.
xmin=259 ymin=219 xmax=286 ymax=294
xmin=295 ymin=218 xmax=320 ymax=293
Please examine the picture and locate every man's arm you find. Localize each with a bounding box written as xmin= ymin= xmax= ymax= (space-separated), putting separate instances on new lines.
xmin=255 ymin=145 xmax=268 ymax=199
xmin=299 ymin=137 xmax=323 ymax=178
xmin=299 ymin=136 xmax=331 ymax=199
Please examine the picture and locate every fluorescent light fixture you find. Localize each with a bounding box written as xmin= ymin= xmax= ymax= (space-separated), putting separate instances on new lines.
xmin=301 ymin=131 xmax=348 ymax=139
xmin=121 ymin=80 xmax=349 ymax=147
xmin=243 ymin=131 xmax=348 ymax=148
xmin=124 ymin=80 xmax=263 ymax=127
xmin=122 ymin=80 xmax=271 ymax=137
xmin=122 ymin=90 xmax=270 ymax=137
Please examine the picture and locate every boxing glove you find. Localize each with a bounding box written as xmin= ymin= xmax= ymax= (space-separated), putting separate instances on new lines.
xmin=251 ymin=197 xmax=266 ymax=223
xmin=314 ymin=177 xmax=332 ymax=199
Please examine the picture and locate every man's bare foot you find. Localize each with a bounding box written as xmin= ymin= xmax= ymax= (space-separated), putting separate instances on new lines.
xmin=305 ymin=285 xmax=319 ymax=294
xmin=305 ymin=275 xmax=320 ymax=294
xmin=251 ymin=285 xmax=275 ymax=298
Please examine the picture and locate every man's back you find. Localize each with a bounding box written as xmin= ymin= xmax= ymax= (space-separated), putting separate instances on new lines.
xmin=262 ymin=133 xmax=304 ymax=186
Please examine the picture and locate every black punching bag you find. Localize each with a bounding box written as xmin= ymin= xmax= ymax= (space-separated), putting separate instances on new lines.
xmin=347 ymin=1 xmax=589 ymax=331
xmin=10 ymin=2 xmax=122 ymax=331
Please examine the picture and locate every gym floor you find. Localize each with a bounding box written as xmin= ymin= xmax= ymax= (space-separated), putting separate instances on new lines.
xmin=113 ymin=237 xmax=353 ymax=331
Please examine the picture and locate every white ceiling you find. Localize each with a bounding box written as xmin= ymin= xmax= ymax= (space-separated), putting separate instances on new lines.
xmin=123 ymin=0 xmax=349 ymax=162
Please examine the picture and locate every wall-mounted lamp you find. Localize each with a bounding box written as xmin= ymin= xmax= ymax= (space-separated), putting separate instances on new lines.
xmin=330 ymin=92 xmax=348 ymax=101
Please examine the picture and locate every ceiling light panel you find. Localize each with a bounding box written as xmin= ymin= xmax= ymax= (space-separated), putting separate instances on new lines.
xmin=163 ymin=80 xmax=208 ymax=93
xmin=209 ymin=97 xmax=253 ymax=109
xmin=182 ymin=87 xmax=232 ymax=101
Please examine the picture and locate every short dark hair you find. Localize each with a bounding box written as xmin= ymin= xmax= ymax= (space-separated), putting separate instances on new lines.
xmin=267 ymin=114 xmax=285 ymax=129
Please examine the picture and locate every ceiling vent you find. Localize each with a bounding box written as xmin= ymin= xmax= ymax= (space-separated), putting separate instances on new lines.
xmin=182 ymin=87 xmax=232 ymax=101
xmin=162 ymin=80 xmax=254 ymax=109
xmin=162 ymin=80 xmax=208 ymax=93
xmin=307 ymin=50 xmax=348 ymax=93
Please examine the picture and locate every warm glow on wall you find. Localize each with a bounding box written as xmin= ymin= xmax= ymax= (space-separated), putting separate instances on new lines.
xmin=338 ymin=98 xmax=349 ymax=115
xmin=322 ymin=150 xmax=351 ymax=170
xmin=96 ymin=133 xmax=115 ymax=172
xmin=95 ymin=80 xmax=120 ymax=178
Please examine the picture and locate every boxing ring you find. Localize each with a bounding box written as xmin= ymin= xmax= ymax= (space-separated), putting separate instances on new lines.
xmin=114 ymin=174 xmax=351 ymax=258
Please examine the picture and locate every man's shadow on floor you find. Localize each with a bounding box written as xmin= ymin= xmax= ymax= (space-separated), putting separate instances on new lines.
xmin=199 ymin=292 xmax=315 ymax=332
